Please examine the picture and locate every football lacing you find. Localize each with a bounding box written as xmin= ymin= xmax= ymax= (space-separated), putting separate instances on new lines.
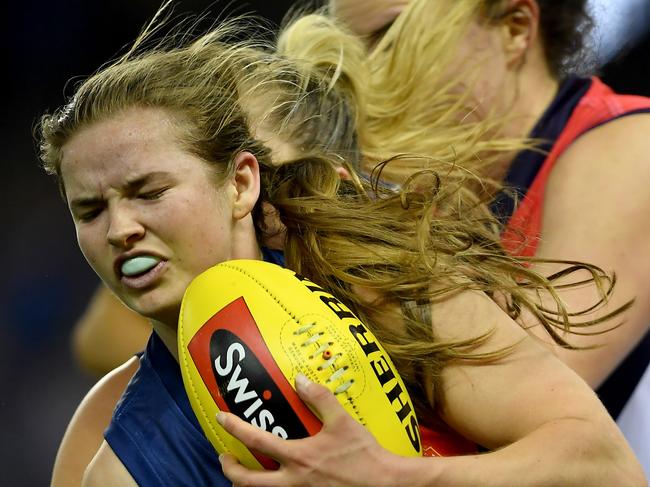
xmin=294 ymin=322 xmax=316 ymax=335
xmin=294 ymin=320 xmax=353 ymax=395
xmin=333 ymin=380 xmax=353 ymax=394
xmin=317 ymin=353 xmax=341 ymax=370
xmin=309 ymin=342 xmax=331 ymax=359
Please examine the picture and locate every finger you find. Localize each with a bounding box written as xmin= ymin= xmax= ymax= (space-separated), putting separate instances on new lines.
xmin=294 ymin=374 xmax=349 ymax=425
xmin=220 ymin=453 xmax=283 ymax=487
xmin=216 ymin=412 xmax=289 ymax=461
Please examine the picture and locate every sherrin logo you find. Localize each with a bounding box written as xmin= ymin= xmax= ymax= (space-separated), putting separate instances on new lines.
xmin=180 ymin=260 xmax=428 ymax=469
xmin=293 ymin=273 xmax=422 ymax=453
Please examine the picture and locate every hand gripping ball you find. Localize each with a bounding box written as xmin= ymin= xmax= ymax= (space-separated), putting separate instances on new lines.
xmin=178 ymin=259 xmax=422 ymax=469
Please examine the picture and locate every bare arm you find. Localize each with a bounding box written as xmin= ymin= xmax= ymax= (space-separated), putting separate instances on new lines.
xmin=329 ymin=0 xmax=649 ymax=390
xmin=217 ymin=290 xmax=645 ymax=486
xmin=411 ymin=291 xmax=644 ymax=486
xmin=82 ymin=441 xmax=138 ymax=487
xmin=51 ymin=358 xmax=139 ymax=487
xmin=73 ymin=285 xmax=151 ymax=376
xmin=528 ymin=114 xmax=650 ymax=388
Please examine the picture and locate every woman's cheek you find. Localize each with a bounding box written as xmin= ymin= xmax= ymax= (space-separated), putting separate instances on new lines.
xmin=76 ymin=227 xmax=108 ymax=278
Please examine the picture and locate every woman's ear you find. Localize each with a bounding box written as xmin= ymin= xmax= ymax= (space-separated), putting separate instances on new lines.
xmin=231 ymin=151 xmax=261 ymax=220
xmin=500 ymin=0 xmax=540 ymax=68
xmin=335 ymin=165 xmax=351 ymax=180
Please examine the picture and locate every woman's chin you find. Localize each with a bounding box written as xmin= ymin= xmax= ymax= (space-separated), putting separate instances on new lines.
xmin=123 ymin=297 xmax=181 ymax=328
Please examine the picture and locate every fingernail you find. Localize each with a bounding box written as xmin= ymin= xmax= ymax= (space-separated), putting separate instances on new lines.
xmin=218 ymin=453 xmax=225 ymax=464
xmin=295 ymin=373 xmax=311 ymax=392
xmin=216 ymin=412 xmax=226 ymax=425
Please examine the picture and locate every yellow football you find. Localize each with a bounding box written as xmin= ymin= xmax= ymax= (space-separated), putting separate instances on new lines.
xmin=178 ymin=259 xmax=422 ymax=470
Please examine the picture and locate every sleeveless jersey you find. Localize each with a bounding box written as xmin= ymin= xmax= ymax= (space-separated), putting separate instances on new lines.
xmin=105 ymin=247 xmax=477 ymax=478
xmin=490 ymin=77 xmax=650 ymax=421
xmin=105 ymin=332 xmax=229 ymax=486
xmin=497 ymin=77 xmax=650 ymax=256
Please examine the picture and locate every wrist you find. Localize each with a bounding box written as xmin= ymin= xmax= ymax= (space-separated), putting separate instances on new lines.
xmin=385 ymin=455 xmax=442 ymax=487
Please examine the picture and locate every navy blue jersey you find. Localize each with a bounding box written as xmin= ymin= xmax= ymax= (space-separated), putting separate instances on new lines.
xmin=105 ymin=332 xmax=230 ymax=486
xmin=489 ymin=77 xmax=590 ymax=223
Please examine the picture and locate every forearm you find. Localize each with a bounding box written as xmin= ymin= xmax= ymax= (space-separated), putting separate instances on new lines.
xmin=394 ymin=418 xmax=646 ymax=486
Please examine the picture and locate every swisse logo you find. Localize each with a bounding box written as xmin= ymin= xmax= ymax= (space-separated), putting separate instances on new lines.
xmin=186 ymin=296 xmax=322 ymax=470
xmin=210 ymin=329 xmax=308 ymax=440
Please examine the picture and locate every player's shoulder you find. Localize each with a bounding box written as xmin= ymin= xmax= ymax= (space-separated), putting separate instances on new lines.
xmin=537 ymin=111 xmax=650 ymax=255
xmin=548 ymin=112 xmax=650 ymax=204
xmin=559 ymin=112 xmax=650 ymax=174
xmin=51 ymin=357 xmax=140 ymax=487
xmin=74 ymin=355 xmax=141 ymax=425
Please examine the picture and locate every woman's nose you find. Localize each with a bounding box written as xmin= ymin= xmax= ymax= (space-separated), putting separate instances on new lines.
xmin=106 ymin=206 xmax=145 ymax=248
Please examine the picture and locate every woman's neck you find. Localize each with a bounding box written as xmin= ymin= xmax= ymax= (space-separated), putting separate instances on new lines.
xmin=489 ymin=59 xmax=560 ymax=182
xmin=151 ymin=320 xmax=180 ymax=362
xmin=508 ymin=70 xmax=559 ymax=138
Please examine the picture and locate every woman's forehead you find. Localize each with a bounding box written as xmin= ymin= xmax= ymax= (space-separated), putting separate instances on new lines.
xmin=63 ymin=108 xmax=180 ymax=162
xmin=60 ymin=108 xmax=205 ymax=188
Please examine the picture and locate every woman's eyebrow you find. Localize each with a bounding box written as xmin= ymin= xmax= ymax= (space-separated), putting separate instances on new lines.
xmin=69 ymin=196 xmax=104 ymax=213
xmin=69 ymin=171 xmax=173 ymax=209
xmin=123 ymin=171 xmax=171 ymax=191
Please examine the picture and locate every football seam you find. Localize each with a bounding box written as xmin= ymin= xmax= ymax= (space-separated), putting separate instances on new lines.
xmin=221 ymin=262 xmax=367 ymax=426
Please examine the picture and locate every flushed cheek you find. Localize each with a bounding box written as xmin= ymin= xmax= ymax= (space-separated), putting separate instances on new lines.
xmin=158 ymin=203 xmax=232 ymax=271
xmin=177 ymin=224 xmax=231 ymax=275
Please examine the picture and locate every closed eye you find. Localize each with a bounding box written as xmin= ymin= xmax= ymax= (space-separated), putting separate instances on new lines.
xmin=77 ymin=207 xmax=103 ymax=223
xmin=70 ymin=194 xmax=106 ymax=223
xmin=139 ymin=187 xmax=169 ymax=200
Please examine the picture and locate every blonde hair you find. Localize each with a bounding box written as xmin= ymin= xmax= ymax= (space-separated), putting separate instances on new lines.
xmin=269 ymin=6 xmax=627 ymax=409
xmin=39 ymin=8 xmax=624 ymax=417
xmin=40 ymin=13 xmax=360 ymax=186
xmin=320 ymin=0 xmax=526 ymax=185
xmin=343 ymin=0 xmax=591 ymax=181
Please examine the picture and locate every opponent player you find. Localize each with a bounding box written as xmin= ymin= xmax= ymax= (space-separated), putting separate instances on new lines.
xmin=329 ymin=0 xmax=650 ymax=472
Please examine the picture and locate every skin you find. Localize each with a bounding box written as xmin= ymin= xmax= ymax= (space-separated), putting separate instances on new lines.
xmin=329 ymin=0 xmax=410 ymax=47
xmin=211 ymin=1 xmax=650 ymax=483
xmin=52 ymin=106 xmax=646 ymax=486
xmin=51 ymin=357 xmax=138 ymax=486
xmin=62 ymin=109 xmax=252 ymax=326
xmin=531 ymin=115 xmax=650 ymax=385
xmin=69 ymin=3 xmax=648 ymax=382
xmin=69 ymin=98 xmax=306 ymax=379
xmin=72 ymin=287 xmax=151 ymax=376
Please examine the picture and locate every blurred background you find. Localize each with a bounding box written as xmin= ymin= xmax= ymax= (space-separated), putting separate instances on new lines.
xmin=2 ymin=1 xmax=649 ymax=485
